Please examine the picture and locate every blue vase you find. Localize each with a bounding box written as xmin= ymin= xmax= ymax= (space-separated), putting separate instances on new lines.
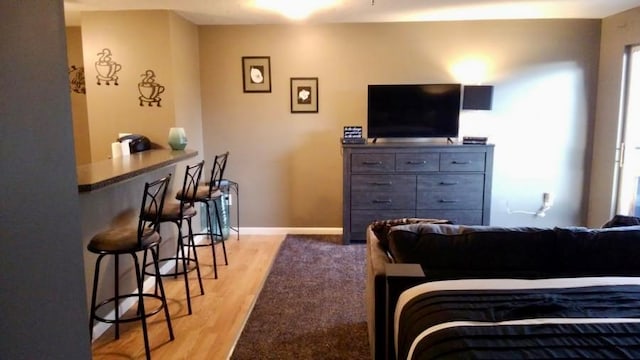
xmin=168 ymin=127 xmax=187 ymax=150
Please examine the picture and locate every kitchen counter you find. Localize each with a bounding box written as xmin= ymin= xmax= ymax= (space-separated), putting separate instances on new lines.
xmin=77 ymin=149 xmax=198 ymax=192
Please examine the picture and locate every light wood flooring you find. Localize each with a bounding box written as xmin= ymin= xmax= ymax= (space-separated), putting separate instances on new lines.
xmin=90 ymin=234 xmax=285 ymax=360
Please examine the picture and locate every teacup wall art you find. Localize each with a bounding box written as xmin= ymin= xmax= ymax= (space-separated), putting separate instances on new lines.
xmin=95 ymin=48 xmax=121 ymax=86
xmin=138 ymin=69 xmax=165 ymax=107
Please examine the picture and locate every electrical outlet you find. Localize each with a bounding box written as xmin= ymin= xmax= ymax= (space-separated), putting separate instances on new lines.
xmin=542 ymin=192 xmax=554 ymax=207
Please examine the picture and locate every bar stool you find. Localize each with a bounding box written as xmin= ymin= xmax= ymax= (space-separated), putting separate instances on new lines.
xmin=180 ymin=152 xmax=229 ymax=279
xmin=88 ymin=175 xmax=174 ymax=360
xmin=144 ymin=160 xmax=204 ymax=315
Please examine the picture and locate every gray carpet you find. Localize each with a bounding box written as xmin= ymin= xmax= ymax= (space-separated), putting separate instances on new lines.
xmin=231 ymin=234 xmax=371 ymax=359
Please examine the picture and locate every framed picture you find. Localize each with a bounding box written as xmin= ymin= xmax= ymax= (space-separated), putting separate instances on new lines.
xmin=242 ymin=56 xmax=271 ymax=93
xmin=290 ymin=77 xmax=318 ymax=113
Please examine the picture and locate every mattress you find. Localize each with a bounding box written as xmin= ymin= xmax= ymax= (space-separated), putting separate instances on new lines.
xmin=394 ymin=277 xmax=640 ymax=360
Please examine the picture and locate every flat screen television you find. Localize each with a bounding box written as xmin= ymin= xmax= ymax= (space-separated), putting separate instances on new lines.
xmin=367 ymin=83 xmax=461 ymax=139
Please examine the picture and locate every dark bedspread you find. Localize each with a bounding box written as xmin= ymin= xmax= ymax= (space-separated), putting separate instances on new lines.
xmin=395 ymin=277 xmax=640 ymax=360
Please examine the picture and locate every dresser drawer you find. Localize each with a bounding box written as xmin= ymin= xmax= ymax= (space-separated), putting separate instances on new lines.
xmin=417 ymin=174 xmax=484 ymax=209
xmin=416 ymin=210 xmax=484 ymax=225
xmin=351 ymin=174 xmax=415 ymax=192
xmin=352 ymin=191 xmax=416 ymax=210
xmin=440 ymin=152 xmax=485 ymax=172
xmin=351 ymin=153 xmax=395 ymax=173
xmin=396 ymin=153 xmax=439 ymax=172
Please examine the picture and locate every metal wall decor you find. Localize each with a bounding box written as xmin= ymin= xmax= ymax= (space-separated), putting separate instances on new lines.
xmin=138 ymin=69 xmax=165 ymax=107
xmin=68 ymin=65 xmax=86 ymax=94
xmin=95 ymin=48 xmax=122 ymax=85
xmin=290 ymin=77 xmax=318 ymax=113
xmin=242 ymin=56 xmax=271 ymax=93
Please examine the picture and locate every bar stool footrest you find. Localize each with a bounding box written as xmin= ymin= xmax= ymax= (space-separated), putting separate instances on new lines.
xmin=93 ymin=293 xmax=165 ymax=324
xmin=144 ymin=257 xmax=199 ymax=277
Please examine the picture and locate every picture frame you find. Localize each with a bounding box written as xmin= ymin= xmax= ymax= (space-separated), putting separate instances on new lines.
xmin=290 ymin=77 xmax=318 ymax=113
xmin=242 ymin=56 xmax=271 ymax=93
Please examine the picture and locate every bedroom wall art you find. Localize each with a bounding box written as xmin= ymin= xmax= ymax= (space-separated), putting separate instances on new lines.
xmin=138 ymin=69 xmax=165 ymax=107
xmin=290 ymin=77 xmax=318 ymax=113
xmin=242 ymin=56 xmax=271 ymax=92
xmin=95 ymin=48 xmax=121 ymax=85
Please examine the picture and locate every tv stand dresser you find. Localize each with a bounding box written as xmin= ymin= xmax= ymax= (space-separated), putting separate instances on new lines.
xmin=342 ymin=143 xmax=494 ymax=244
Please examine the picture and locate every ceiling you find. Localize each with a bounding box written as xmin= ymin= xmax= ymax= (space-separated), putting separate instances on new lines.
xmin=63 ymin=0 xmax=640 ymax=26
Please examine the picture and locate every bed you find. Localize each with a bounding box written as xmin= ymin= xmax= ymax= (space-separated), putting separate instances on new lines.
xmin=366 ymin=221 xmax=640 ymax=360
xmin=394 ymin=277 xmax=640 ymax=359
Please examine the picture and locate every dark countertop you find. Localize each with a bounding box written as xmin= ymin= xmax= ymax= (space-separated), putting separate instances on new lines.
xmin=77 ymin=149 xmax=198 ymax=192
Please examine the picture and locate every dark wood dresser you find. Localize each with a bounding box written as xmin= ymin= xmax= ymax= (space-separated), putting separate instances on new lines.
xmin=342 ymin=143 xmax=494 ymax=244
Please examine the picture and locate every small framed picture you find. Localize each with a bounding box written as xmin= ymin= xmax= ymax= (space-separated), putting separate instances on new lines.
xmin=290 ymin=77 xmax=318 ymax=113
xmin=343 ymin=126 xmax=363 ymax=139
xmin=242 ymin=56 xmax=271 ymax=93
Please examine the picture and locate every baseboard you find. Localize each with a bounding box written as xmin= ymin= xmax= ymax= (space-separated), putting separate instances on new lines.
xmin=238 ymin=227 xmax=343 ymax=235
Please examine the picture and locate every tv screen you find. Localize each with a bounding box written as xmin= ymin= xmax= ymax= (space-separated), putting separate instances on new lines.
xmin=367 ymin=84 xmax=461 ymax=139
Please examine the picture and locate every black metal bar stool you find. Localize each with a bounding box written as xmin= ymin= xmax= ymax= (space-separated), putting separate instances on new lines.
xmin=180 ymin=152 xmax=229 ymax=279
xmin=87 ymin=175 xmax=174 ymax=360
xmin=143 ymin=160 xmax=205 ymax=315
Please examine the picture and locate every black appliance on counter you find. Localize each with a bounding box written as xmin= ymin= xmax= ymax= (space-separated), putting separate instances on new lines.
xmin=118 ymin=134 xmax=151 ymax=153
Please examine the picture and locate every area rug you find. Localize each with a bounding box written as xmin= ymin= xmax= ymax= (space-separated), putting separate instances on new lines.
xmin=230 ymin=234 xmax=371 ymax=359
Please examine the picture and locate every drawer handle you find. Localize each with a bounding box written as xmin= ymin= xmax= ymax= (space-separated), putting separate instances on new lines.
xmin=406 ymin=161 xmax=427 ymax=165
xmin=439 ymin=181 xmax=459 ymax=186
xmin=370 ymin=181 xmax=392 ymax=186
xmin=452 ymin=161 xmax=471 ymax=165
xmin=372 ymin=199 xmax=392 ymax=204
xmin=439 ymin=199 xmax=459 ymax=203
xmin=362 ymin=161 xmax=384 ymax=166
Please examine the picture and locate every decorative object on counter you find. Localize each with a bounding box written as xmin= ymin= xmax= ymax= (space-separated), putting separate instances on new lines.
xmin=110 ymin=140 xmax=131 ymax=158
xmin=168 ymin=127 xmax=188 ymax=150
xmin=138 ymin=69 xmax=165 ymax=107
xmin=290 ymin=77 xmax=318 ymax=113
xmin=242 ymin=56 xmax=271 ymax=93
xmin=111 ymin=141 xmax=123 ymax=158
xmin=120 ymin=140 xmax=131 ymax=156
xmin=68 ymin=65 xmax=85 ymax=94
xmin=95 ymin=48 xmax=121 ymax=86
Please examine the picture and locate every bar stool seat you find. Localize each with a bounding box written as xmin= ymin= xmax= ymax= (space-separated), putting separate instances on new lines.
xmin=89 ymin=227 xmax=159 ymax=253
xmin=88 ymin=175 xmax=174 ymax=360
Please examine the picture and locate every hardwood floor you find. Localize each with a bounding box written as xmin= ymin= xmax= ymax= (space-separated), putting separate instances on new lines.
xmin=90 ymin=234 xmax=285 ymax=360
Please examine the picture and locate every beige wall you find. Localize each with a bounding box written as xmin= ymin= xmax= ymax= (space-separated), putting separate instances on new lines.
xmin=169 ymin=12 xmax=205 ymax=156
xmin=66 ymin=27 xmax=91 ymax=165
xmin=588 ymin=7 xmax=640 ymax=227
xmin=81 ymin=10 xmax=179 ymax=160
xmin=199 ymin=20 xmax=601 ymax=228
